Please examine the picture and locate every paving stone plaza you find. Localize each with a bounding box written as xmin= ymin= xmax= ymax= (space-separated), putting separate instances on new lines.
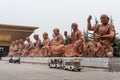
xmin=0 ymin=60 xmax=120 ymax=80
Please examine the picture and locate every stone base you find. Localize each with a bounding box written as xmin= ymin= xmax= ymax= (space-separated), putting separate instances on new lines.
xmin=2 ymin=57 xmax=109 ymax=68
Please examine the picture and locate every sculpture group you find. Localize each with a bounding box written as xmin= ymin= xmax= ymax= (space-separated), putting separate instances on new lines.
xmin=8 ymin=14 xmax=116 ymax=57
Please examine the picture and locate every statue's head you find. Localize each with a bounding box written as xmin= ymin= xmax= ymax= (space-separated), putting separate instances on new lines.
xmin=43 ymin=32 xmax=48 ymax=39
xmin=64 ymin=31 xmax=67 ymax=36
xmin=19 ymin=39 xmax=24 ymax=43
xmin=12 ymin=41 xmax=15 ymax=45
xmin=26 ymin=37 xmax=30 ymax=42
xmin=34 ymin=34 xmax=39 ymax=40
xmin=71 ymin=23 xmax=78 ymax=31
xmin=100 ymin=14 xmax=109 ymax=25
xmin=15 ymin=40 xmax=19 ymax=44
xmin=53 ymin=28 xmax=59 ymax=36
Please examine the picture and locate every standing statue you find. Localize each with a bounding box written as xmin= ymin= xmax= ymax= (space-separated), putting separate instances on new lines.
xmin=64 ymin=23 xmax=83 ymax=57
xmin=50 ymin=28 xmax=64 ymax=57
xmin=87 ymin=14 xmax=115 ymax=57
xmin=40 ymin=32 xmax=51 ymax=57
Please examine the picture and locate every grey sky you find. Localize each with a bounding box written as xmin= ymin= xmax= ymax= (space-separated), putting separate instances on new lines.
xmin=0 ymin=0 xmax=120 ymax=42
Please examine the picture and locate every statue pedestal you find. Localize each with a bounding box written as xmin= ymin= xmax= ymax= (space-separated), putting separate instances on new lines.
xmin=2 ymin=57 xmax=109 ymax=68
xmin=3 ymin=57 xmax=120 ymax=72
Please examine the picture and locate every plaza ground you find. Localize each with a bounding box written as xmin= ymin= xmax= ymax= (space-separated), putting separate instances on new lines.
xmin=0 ymin=61 xmax=120 ymax=80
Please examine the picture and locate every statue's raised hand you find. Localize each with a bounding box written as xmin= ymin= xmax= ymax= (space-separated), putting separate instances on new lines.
xmin=87 ymin=15 xmax=92 ymax=21
xmin=64 ymin=31 xmax=67 ymax=37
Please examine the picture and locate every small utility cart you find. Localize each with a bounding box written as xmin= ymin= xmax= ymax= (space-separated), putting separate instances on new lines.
xmin=9 ymin=56 xmax=20 ymax=64
xmin=48 ymin=58 xmax=82 ymax=71
xmin=48 ymin=58 xmax=63 ymax=68
xmin=62 ymin=58 xmax=82 ymax=71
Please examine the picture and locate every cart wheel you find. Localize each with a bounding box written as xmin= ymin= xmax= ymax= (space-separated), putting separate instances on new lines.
xmin=55 ymin=65 xmax=57 ymax=68
xmin=49 ymin=64 xmax=52 ymax=68
xmin=70 ymin=67 xmax=73 ymax=71
xmin=63 ymin=66 xmax=66 ymax=70
xmin=48 ymin=63 xmax=50 ymax=66
xmin=77 ymin=69 xmax=81 ymax=71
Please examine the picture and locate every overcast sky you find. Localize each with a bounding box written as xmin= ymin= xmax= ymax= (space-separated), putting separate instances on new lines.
xmin=0 ymin=0 xmax=120 ymax=42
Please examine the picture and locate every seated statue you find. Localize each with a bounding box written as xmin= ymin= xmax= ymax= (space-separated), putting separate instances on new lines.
xmin=50 ymin=28 xmax=64 ymax=57
xmin=29 ymin=34 xmax=41 ymax=57
xmin=40 ymin=32 xmax=51 ymax=57
xmin=87 ymin=14 xmax=116 ymax=57
xmin=64 ymin=23 xmax=83 ymax=57
xmin=8 ymin=41 xmax=17 ymax=57
xmin=21 ymin=37 xmax=34 ymax=57
xmin=17 ymin=39 xmax=26 ymax=56
xmin=12 ymin=40 xmax=19 ymax=56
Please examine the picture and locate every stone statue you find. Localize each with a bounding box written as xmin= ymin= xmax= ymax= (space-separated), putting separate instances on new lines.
xmin=13 ymin=40 xmax=19 ymax=56
xmin=9 ymin=14 xmax=116 ymax=58
xmin=50 ymin=28 xmax=64 ymax=57
xmin=64 ymin=31 xmax=72 ymax=44
xmin=40 ymin=32 xmax=51 ymax=57
xmin=87 ymin=14 xmax=116 ymax=57
xmin=21 ymin=37 xmax=34 ymax=57
xmin=8 ymin=41 xmax=16 ymax=57
xmin=64 ymin=23 xmax=83 ymax=57
xmin=85 ymin=41 xmax=95 ymax=57
xmin=17 ymin=39 xmax=26 ymax=56
xmin=29 ymin=34 xmax=41 ymax=57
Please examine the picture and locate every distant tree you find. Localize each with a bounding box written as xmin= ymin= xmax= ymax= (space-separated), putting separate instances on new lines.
xmin=94 ymin=17 xmax=99 ymax=25
xmin=113 ymin=33 xmax=120 ymax=57
xmin=109 ymin=15 xmax=113 ymax=24
xmin=84 ymin=29 xmax=93 ymax=42
xmin=108 ymin=15 xmax=120 ymax=57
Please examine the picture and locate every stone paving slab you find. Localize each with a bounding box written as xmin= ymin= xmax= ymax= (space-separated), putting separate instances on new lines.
xmin=0 ymin=61 xmax=120 ymax=80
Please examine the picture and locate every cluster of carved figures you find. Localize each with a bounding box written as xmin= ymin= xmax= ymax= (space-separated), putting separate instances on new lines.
xmin=8 ymin=14 xmax=116 ymax=57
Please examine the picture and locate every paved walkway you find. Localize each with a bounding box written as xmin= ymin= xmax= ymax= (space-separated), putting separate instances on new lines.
xmin=0 ymin=61 xmax=120 ymax=80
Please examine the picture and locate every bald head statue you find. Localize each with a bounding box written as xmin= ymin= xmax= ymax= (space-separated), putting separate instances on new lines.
xmin=100 ymin=14 xmax=109 ymax=25
xmin=26 ymin=37 xmax=30 ymax=42
xmin=53 ymin=28 xmax=60 ymax=36
xmin=12 ymin=41 xmax=15 ymax=45
xmin=71 ymin=23 xmax=78 ymax=31
xmin=43 ymin=32 xmax=48 ymax=39
xmin=15 ymin=40 xmax=19 ymax=44
xmin=34 ymin=34 xmax=39 ymax=40
xmin=19 ymin=39 xmax=24 ymax=43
